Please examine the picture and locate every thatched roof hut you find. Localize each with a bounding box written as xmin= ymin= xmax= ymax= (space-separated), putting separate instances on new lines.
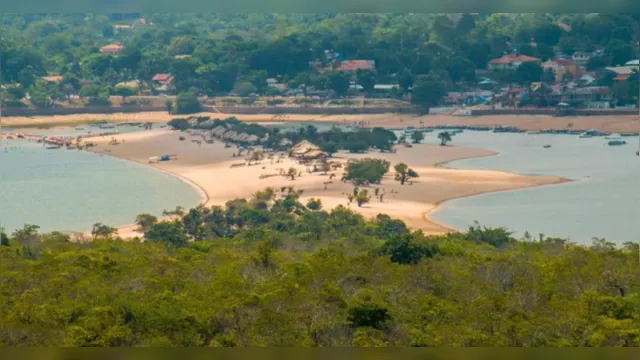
xmin=291 ymin=140 xmax=320 ymax=156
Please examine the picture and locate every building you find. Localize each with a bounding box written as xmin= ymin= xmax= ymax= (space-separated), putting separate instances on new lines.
xmin=99 ymin=43 xmax=124 ymax=54
xmin=41 ymin=75 xmax=63 ymax=84
xmin=625 ymin=59 xmax=639 ymax=66
xmin=562 ymin=86 xmax=613 ymax=108
xmin=151 ymin=74 xmax=174 ymax=93
xmin=334 ymin=60 xmax=376 ymax=73
xmin=599 ymin=66 xmax=639 ymax=82
xmin=571 ymin=52 xmax=594 ymax=68
xmin=488 ymin=54 xmax=540 ymax=70
xmin=542 ymin=58 xmax=581 ymax=83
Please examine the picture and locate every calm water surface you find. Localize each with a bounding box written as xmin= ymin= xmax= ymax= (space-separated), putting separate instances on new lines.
xmin=0 ymin=125 xmax=202 ymax=233
xmin=427 ymin=131 xmax=640 ymax=244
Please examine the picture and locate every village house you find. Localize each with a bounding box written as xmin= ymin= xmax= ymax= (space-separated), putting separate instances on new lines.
xmin=542 ymin=58 xmax=581 ymax=83
xmin=598 ymin=65 xmax=639 ymax=82
xmin=334 ymin=60 xmax=376 ymax=73
xmin=152 ymin=74 xmax=175 ymax=94
xmin=99 ymin=43 xmax=124 ymax=55
xmin=562 ymin=86 xmax=613 ymax=109
xmin=488 ymin=54 xmax=541 ymax=71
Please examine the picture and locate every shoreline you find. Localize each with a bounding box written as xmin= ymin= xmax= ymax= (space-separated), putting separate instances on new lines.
xmin=81 ymin=129 xmax=568 ymax=238
xmin=3 ymin=111 xmax=640 ymax=134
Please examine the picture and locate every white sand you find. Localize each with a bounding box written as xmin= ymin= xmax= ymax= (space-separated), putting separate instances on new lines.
xmin=87 ymin=129 xmax=567 ymax=238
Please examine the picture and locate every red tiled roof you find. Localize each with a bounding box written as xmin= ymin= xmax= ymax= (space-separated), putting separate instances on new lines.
xmin=152 ymin=74 xmax=174 ymax=82
xmin=335 ymin=60 xmax=375 ymax=71
xmin=490 ymin=54 xmax=540 ymax=65
xmin=614 ymin=74 xmax=630 ymax=81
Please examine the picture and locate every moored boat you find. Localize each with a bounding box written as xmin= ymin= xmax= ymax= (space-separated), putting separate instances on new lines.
xmin=608 ymin=140 xmax=627 ymax=146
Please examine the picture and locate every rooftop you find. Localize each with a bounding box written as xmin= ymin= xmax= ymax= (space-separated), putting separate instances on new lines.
xmin=335 ymin=60 xmax=375 ymax=71
xmin=490 ymin=54 xmax=540 ymax=65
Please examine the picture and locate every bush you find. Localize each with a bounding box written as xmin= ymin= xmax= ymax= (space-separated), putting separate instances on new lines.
xmin=344 ymin=158 xmax=390 ymax=185
xmin=174 ymin=91 xmax=201 ymax=114
xmin=167 ymin=118 xmax=190 ymax=130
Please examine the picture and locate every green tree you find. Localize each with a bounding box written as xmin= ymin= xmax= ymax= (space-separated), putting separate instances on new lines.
xmin=91 ymin=223 xmax=116 ymax=240
xmin=515 ymin=61 xmax=543 ymax=84
xmin=174 ymin=91 xmax=201 ymax=114
xmin=321 ymin=142 xmax=339 ymax=157
xmin=356 ymin=70 xmax=376 ymax=93
xmin=411 ymin=74 xmax=446 ymax=110
xmin=438 ymin=131 xmax=452 ymax=146
xmin=135 ymin=214 xmax=158 ymax=232
xmin=113 ymin=86 xmax=136 ymax=101
xmin=306 ymin=198 xmax=323 ymax=211
xmin=144 ymin=221 xmax=189 ymax=248
xmin=394 ymin=163 xmax=419 ymax=185
xmin=410 ymin=130 xmax=424 ymax=144
xmin=232 ymin=81 xmax=257 ymax=97
xmin=344 ymin=158 xmax=390 ymax=186
xmin=325 ymin=71 xmax=350 ymax=97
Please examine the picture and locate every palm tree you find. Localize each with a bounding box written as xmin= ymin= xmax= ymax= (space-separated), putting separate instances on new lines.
xmin=437 ymin=131 xmax=452 ymax=146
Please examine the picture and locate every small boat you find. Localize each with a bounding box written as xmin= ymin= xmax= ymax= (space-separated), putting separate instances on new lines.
xmin=528 ymin=131 xmax=542 ymax=135
xmin=605 ymin=133 xmax=622 ymax=140
xmin=45 ymin=145 xmax=60 ymax=150
xmin=608 ymin=140 xmax=627 ymax=146
xmin=620 ymin=132 xmax=639 ymax=137
xmin=543 ymin=145 xmax=552 ymax=148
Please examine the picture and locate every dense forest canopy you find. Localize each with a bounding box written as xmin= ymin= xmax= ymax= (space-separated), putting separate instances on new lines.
xmin=1 ymin=13 xmax=638 ymax=105
xmin=0 ymin=188 xmax=638 ymax=346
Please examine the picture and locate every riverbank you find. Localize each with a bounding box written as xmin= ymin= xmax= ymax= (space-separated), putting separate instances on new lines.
xmin=4 ymin=111 xmax=640 ymax=134
xmin=86 ymin=128 xmax=567 ymax=238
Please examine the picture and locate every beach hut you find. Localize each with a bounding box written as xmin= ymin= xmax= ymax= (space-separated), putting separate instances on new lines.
xmin=300 ymin=149 xmax=328 ymax=160
xmin=291 ymin=140 xmax=320 ymax=157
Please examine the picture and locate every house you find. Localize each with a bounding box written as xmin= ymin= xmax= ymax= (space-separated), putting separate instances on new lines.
xmin=100 ymin=43 xmax=124 ymax=54
xmin=542 ymin=58 xmax=581 ymax=83
xmin=625 ymin=59 xmax=639 ymax=66
xmin=488 ymin=54 xmax=540 ymax=70
xmin=571 ymin=51 xmax=594 ymax=68
xmin=290 ymin=140 xmax=320 ymax=158
xmin=174 ymin=54 xmax=191 ymax=60
xmin=335 ymin=60 xmax=376 ymax=73
xmin=562 ymin=86 xmax=613 ymax=108
xmin=266 ymin=78 xmax=278 ymax=87
xmin=152 ymin=74 xmax=175 ymax=93
xmin=41 ymin=75 xmax=63 ymax=84
xmin=599 ymin=66 xmax=638 ymax=82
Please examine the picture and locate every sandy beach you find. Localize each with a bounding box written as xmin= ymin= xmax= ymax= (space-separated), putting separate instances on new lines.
xmin=4 ymin=111 xmax=640 ymax=133
xmin=86 ymin=128 xmax=567 ymax=238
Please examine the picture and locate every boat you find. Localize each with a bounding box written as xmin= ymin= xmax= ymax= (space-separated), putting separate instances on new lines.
xmin=527 ymin=131 xmax=542 ymax=135
xmin=75 ymin=127 xmax=85 ymax=130
xmin=99 ymin=123 xmax=116 ymax=129
xmin=45 ymin=145 xmax=61 ymax=150
xmin=620 ymin=132 xmax=639 ymax=137
xmin=543 ymin=145 xmax=552 ymax=148
xmin=605 ymin=133 xmax=622 ymax=140
xmin=608 ymin=140 xmax=627 ymax=146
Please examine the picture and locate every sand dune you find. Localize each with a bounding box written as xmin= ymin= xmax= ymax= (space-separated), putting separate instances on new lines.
xmin=88 ymin=129 xmax=567 ymax=238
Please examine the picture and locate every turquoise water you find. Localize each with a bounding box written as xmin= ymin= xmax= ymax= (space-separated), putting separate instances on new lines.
xmin=427 ymin=131 xmax=640 ymax=244
xmin=0 ymin=133 xmax=202 ymax=234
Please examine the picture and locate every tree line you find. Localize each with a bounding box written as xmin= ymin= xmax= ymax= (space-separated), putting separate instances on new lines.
xmin=0 ymin=187 xmax=637 ymax=346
